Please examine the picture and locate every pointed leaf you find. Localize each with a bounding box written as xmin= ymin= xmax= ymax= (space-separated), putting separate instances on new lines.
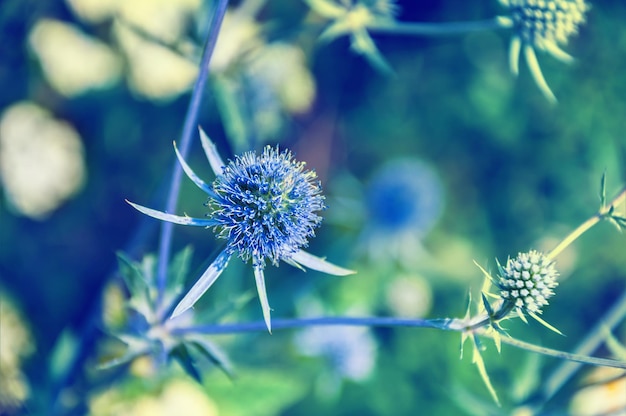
xmin=544 ymin=40 xmax=574 ymax=64
xmin=116 ymin=252 xmax=150 ymax=300
xmin=126 ymin=200 xmax=218 ymax=227
xmin=509 ymin=36 xmax=521 ymax=76
xmin=99 ymin=347 xmax=150 ymax=370
xmin=516 ymin=308 xmax=529 ymax=323
xmin=490 ymin=328 xmax=502 ymax=353
xmin=471 ymin=336 xmax=501 ymax=406
xmin=473 ymin=260 xmax=498 ymax=286
xmin=304 ymin=0 xmax=347 ymax=19
xmin=171 ymin=249 xmax=232 ymax=318
xmin=173 ymin=141 xmax=216 ymax=197
xmin=528 ymin=311 xmax=564 ymax=336
xmin=198 ymin=127 xmax=224 ymax=176
xmin=351 ymin=29 xmax=394 ymax=76
xmin=290 ymin=250 xmax=355 ymax=276
xmin=172 ymin=344 xmax=203 ymax=384
xmin=319 ymin=19 xmax=352 ymax=43
xmin=459 ymin=291 xmax=473 ymax=359
xmin=188 ymin=336 xmax=236 ymax=379
xmin=600 ymin=171 xmax=607 ymax=208
xmin=481 ymin=292 xmax=494 ymax=317
xmin=603 ymin=327 xmax=626 ymax=361
xmin=254 ymin=265 xmax=272 ymax=333
xmin=524 ymin=45 xmax=557 ymax=104
xmin=167 ymin=245 xmax=194 ymax=297
xmin=608 ymin=217 xmax=624 ymax=233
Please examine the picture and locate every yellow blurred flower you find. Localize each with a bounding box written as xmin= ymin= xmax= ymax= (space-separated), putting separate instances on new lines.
xmin=89 ymin=378 xmax=219 ymax=416
xmin=0 ymin=290 xmax=34 ymax=411
xmin=28 ymin=19 xmax=122 ymax=96
xmin=0 ymin=102 xmax=86 ymax=219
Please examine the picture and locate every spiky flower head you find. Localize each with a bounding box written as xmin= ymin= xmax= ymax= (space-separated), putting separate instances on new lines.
xmin=502 ymin=0 xmax=588 ymax=51
xmin=498 ymin=250 xmax=559 ymax=314
xmin=127 ymin=128 xmax=354 ymax=333
xmin=499 ymin=0 xmax=589 ymax=102
xmin=209 ymin=146 xmax=325 ymax=267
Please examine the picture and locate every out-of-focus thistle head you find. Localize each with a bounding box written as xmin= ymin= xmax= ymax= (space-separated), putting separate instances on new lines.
xmin=498 ymin=0 xmax=589 ymax=102
xmin=305 ymin=0 xmax=399 ymax=73
xmin=497 ymin=250 xmax=559 ymax=315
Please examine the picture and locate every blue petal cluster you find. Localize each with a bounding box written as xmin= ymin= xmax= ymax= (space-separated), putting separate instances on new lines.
xmin=209 ymin=146 xmax=325 ymax=266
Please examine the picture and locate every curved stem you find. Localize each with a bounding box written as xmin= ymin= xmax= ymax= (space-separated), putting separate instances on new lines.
xmin=174 ymin=316 xmax=626 ymax=370
xmin=547 ymin=186 xmax=626 ymax=260
xmin=546 ymin=213 xmax=602 ymax=260
xmin=156 ymin=0 xmax=230 ymax=316
xmin=368 ymin=18 xmax=508 ymax=36
xmin=485 ymin=330 xmax=626 ymax=369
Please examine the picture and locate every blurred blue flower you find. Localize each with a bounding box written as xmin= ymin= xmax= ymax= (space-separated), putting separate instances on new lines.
xmin=127 ymin=128 xmax=354 ymax=332
xmin=295 ymin=324 xmax=377 ymax=397
xmin=359 ymin=158 xmax=444 ymax=264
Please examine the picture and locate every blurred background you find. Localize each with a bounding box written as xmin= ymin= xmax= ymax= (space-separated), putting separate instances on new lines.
xmin=1 ymin=0 xmax=625 ymax=414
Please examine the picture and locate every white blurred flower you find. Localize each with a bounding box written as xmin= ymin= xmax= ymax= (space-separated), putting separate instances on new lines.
xmin=295 ymin=324 xmax=377 ymax=396
xmin=0 ymin=102 xmax=86 ymax=219
xmin=28 ymin=19 xmax=122 ymax=97
xmin=385 ymin=274 xmax=432 ymax=318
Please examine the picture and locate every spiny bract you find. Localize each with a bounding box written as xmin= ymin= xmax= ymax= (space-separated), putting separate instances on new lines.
xmin=126 ymin=128 xmax=354 ymax=333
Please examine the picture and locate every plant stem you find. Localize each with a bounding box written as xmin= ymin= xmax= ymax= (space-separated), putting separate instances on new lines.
xmin=547 ymin=186 xmax=626 ymax=260
xmin=177 ymin=316 xmax=453 ymax=334
xmin=174 ymin=316 xmax=626 ymax=370
xmin=156 ymin=0 xmax=230 ymax=317
xmin=368 ymin=18 xmax=508 ymax=36
xmin=536 ymin=287 xmax=626 ymax=408
xmin=478 ymin=329 xmax=626 ymax=370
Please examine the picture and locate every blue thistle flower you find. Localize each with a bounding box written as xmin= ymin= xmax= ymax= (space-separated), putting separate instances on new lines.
xmin=499 ymin=0 xmax=589 ymax=102
xmin=127 ymin=128 xmax=354 ymax=332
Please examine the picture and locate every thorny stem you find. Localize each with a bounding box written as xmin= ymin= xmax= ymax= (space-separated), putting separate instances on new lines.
xmin=368 ymin=18 xmax=509 ymax=36
xmin=156 ymin=0 xmax=230 ymax=317
xmin=546 ymin=186 xmax=626 ymax=260
xmin=174 ymin=316 xmax=626 ymax=370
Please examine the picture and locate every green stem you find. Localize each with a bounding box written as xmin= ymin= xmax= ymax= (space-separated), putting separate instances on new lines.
xmin=547 ymin=186 xmax=626 ymax=260
xmin=368 ymin=18 xmax=509 ymax=36
xmin=482 ymin=329 xmax=626 ymax=369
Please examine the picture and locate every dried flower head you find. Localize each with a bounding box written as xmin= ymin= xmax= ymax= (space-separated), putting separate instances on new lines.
xmin=498 ymin=250 xmax=559 ymax=315
xmin=127 ymin=128 xmax=354 ymax=332
xmin=499 ymin=0 xmax=589 ymax=102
